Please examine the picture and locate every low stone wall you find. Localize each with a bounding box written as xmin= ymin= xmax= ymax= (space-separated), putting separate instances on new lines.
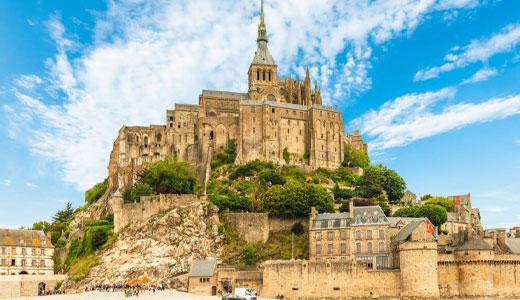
xmin=224 ymin=213 xmax=269 ymax=243
xmin=113 ymin=194 xmax=202 ymax=232
xmin=261 ymin=260 xmax=401 ymax=299
xmin=0 ymin=275 xmax=67 ymax=299
xmin=223 ymin=213 xmax=308 ymax=243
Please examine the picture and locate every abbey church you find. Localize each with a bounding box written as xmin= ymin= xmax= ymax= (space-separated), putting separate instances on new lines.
xmin=107 ymin=1 xmax=358 ymax=190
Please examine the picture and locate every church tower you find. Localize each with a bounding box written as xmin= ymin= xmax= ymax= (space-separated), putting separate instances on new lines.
xmin=248 ymin=0 xmax=280 ymax=101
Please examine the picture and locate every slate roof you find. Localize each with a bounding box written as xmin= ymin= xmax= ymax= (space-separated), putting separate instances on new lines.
xmin=312 ymin=206 xmax=389 ymax=229
xmin=0 ymin=229 xmax=52 ymax=248
xmin=506 ymin=238 xmax=520 ymax=254
xmin=251 ymin=43 xmax=276 ymax=65
xmin=392 ymin=220 xmax=423 ymax=243
xmin=189 ymin=259 xmax=217 ymax=277
xmin=456 ymin=238 xmax=493 ymax=251
xmin=387 ymin=217 xmax=425 ymax=228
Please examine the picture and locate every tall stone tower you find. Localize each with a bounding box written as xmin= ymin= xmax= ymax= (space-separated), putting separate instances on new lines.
xmin=248 ymin=0 xmax=280 ymax=101
xmin=399 ymin=242 xmax=440 ymax=298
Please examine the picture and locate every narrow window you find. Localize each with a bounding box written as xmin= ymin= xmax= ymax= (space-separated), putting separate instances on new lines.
xmin=257 ymin=70 xmax=260 ymax=80
xmin=316 ymin=244 xmax=322 ymax=254
xmin=315 ymin=232 xmax=321 ymax=241
xmin=367 ymin=242 xmax=373 ymax=253
xmin=379 ymin=230 xmax=385 ymax=239
xmin=356 ymin=243 xmax=361 ymax=253
xmin=356 ymin=230 xmax=361 ymax=240
xmin=327 ymin=231 xmax=334 ymax=241
xmin=268 ymin=71 xmax=271 ymax=81
xmin=328 ymin=244 xmax=334 ymax=254
xmin=340 ymin=231 xmax=346 ymax=240
xmin=263 ymin=71 xmax=266 ymax=81
xmin=367 ymin=230 xmax=372 ymax=240
xmin=379 ymin=242 xmax=385 ymax=252
xmin=341 ymin=243 xmax=347 ymax=254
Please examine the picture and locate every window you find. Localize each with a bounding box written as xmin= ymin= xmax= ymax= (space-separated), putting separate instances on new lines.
xmin=328 ymin=220 xmax=334 ymax=228
xmin=379 ymin=229 xmax=385 ymax=239
xmin=31 ymin=260 xmax=36 ymax=267
xmin=379 ymin=242 xmax=385 ymax=252
xmin=40 ymin=249 xmax=45 ymax=255
xmin=31 ymin=248 xmax=36 ymax=255
xmin=327 ymin=231 xmax=334 ymax=241
xmin=328 ymin=244 xmax=334 ymax=254
xmin=253 ymin=117 xmax=256 ymax=122
xmin=22 ymin=248 xmax=26 ymax=255
xmin=316 ymin=244 xmax=322 ymax=254
xmin=272 ymin=108 xmax=275 ymax=113
xmin=341 ymin=243 xmax=347 ymax=254
xmin=315 ymin=232 xmax=321 ymax=241
xmin=355 ymin=230 xmax=361 ymax=240
xmin=21 ymin=259 xmax=26 ymax=267
xmin=11 ymin=248 xmax=16 ymax=255
xmin=257 ymin=70 xmax=260 ymax=80
xmin=367 ymin=230 xmax=372 ymax=239
xmin=356 ymin=243 xmax=361 ymax=253
xmin=1 ymin=247 xmax=5 ymax=255
xmin=40 ymin=260 xmax=45 ymax=267
xmin=169 ymin=116 xmax=174 ymax=121
xmin=144 ymin=136 xmax=149 ymax=147
xmin=11 ymin=259 xmax=15 ymax=266
xmin=367 ymin=242 xmax=373 ymax=253
xmin=340 ymin=231 xmax=346 ymax=240
xmin=253 ymin=128 xmax=256 ymax=134
xmin=1 ymin=259 xmax=5 ymax=266
xmin=263 ymin=71 xmax=266 ymax=81
xmin=268 ymin=71 xmax=271 ymax=81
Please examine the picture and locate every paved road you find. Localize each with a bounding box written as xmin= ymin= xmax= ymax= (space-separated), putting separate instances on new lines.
xmin=15 ymin=290 xmax=272 ymax=300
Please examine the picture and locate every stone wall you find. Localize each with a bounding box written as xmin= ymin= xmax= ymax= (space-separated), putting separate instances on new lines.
xmin=223 ymin=213 xmax=308 ymax=244
xmin=0 ymin=275 xmax=67 ymax=299
xmin=113 ymin=194 xmax=202 ymax=232
xmin=261 ymin=260 xmax=401 ymax=299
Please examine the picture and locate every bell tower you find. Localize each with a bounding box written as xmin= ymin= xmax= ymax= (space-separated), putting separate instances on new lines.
xmin=248 ymin=0 xmax=279 ymax=101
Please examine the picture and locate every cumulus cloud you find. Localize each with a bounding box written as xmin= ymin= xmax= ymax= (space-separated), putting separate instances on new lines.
xmin=1 ymin=180 xmax=12 ymax=186
xmin=351 ymin=89 xmax=520 ymax=150
xmin=9 ymin=0 xmax=481 ymax=190
xmin=460 ymin=67 xmax=498 ymax=85
xmin=15 ymin=75 xmax=43 ymax=89
xmin=415 ymin=23 xmax=520 ymax=81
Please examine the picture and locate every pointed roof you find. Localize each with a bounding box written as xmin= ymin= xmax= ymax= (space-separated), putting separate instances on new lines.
xmin=251 ymin=0 xmax=276 ymax=66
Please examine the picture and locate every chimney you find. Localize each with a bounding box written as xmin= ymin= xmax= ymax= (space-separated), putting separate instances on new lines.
xmin=349 ymin=200 xmax=354 ymax=218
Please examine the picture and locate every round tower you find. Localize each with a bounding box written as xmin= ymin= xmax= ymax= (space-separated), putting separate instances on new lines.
xmin=111 ymin=190 xmax=124 ymax=233
xmin=455 ymin=238 xmax=496 ymax=298
xmin=399 ymin=241 xmax=440 ymax=299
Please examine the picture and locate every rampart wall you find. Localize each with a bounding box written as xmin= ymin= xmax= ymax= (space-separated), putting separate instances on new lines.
xmin=112 ymin=194 xmax=202 ymax=232
xmin=0 ymin=275 xmax=67 ymax=299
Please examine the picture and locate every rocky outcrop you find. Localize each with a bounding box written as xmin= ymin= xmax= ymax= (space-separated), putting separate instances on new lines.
xmin=63 ymin=201 xmax=222 ymax=291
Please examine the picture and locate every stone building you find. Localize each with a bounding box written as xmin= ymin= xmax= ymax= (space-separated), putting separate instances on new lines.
xmin=0 ymin=229 xmax=54 ymax=276
xmin=106 ymin=0 xmax=349 ymax=192
xmin=344 ymin=129 xmax=368 ymax=154
xmin=308 ymin=204 xmax=392 ymax=268
xmin=441 ymin=193 xmax=483 ymax=246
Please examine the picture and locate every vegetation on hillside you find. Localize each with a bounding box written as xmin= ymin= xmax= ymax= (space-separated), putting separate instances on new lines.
xmin=123 ymin=156 xmax=197 ymax=203
xmin=342 ymin=144 xmax=370 ymax=168
xmin=85 ymin=179 xmax=108 ymax=205
xmin=394 ymin=204 xmax=448 ymax=229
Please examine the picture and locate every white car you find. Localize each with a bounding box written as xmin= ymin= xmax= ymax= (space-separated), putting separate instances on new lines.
xmin=234 ymin=288 xmax=257 ymax=300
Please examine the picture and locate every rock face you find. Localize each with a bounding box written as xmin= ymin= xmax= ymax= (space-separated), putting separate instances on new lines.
xmin=63 ymin=201 xmax=222 ymax=291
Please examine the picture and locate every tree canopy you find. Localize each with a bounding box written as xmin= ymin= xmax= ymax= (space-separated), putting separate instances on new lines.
xmin=423 ymin=196 xmax=454 ymax=211
xmin=342 ymin=144 xmax=370 ymax=168
xmin=139 ymin=156 xmax=197 ymax=195
xmin=356 ymin=165 xmax=406 ymax=204
xmin=52 ymin=202 xmax=74 ymax=223
xmin=394 ymin=204 xmax=448 ymax=227
xmin=261 ymin=180 xmax=334 ymax=217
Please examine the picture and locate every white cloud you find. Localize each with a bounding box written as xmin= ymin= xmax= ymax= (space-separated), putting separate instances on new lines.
xmin=460 ymin=67 xmax=497 ymax=85
xmin=15 ymin=75 xmax=43 ymax=89
xmin=26 ymin=182 xmax=39 ymax=189
xmin=415 ymin=23 xmax=520 ymax=81
xmin=352 ymin=89 xmax=520 ymax=150
xmin=9 ymin=0 xmax=481 ymax=190
xmin=1 ymin=180 xmax=12 ymax=186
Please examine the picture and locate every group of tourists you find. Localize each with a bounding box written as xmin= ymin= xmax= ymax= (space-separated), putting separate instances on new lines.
xmin=84 ymin=283 xmax=165 ymax=295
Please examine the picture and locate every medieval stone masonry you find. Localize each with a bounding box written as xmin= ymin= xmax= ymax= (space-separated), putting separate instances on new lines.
xmin=106 ymin=0 xmax=350 ymax=192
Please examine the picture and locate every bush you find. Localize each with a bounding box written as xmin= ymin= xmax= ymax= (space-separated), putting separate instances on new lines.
xmin=229 ymin=160 xmax=276 ymax=180
xmin=261 ymin=180 xmax=334 ymax=217
xmin=342 ymin=143 xmax=370 ymax=168
xmin=356 ymin=165 xmax=406 ymax=204
xmin=54 ymin=239 xmax=66 ymax=249
xmin=259 ymin=169 xmax=286 ymax=185
xmin=291 ymin=222 xmax=305 ymax=235
xmin=85 ymin=179 xmax=108 ymax=205
xmin=69 ymin=255 xmax=99 ymax=281
xmin=139 ymin=156 xmax=196 ymax=194
xmin=243 ymin=243 xmax=257 ymax=266
xmin=211 ymin=140 xmax=237 ymax=169
xmin=123 ymin=182 xmax=154 ymax=203
xmin=281 ymin=165 xmax=305 ymax=181
xmin=283 ymin=147 xmax=290 ymax=164
xmin=209 ymin=191 xmax=252 ymax=212
xmin=332 ymin=183 xmax=353 ymax=201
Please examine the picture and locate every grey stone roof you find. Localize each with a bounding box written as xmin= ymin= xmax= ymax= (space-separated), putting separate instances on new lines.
xmin=312 ymin=206 xmax=389 ymax=229
xmin=0 ymin=229 xmax=52 ymax=248
xmin=251 ymin=42 xmax=276 ymax=65
xmin=506 ymin=238 xmax=520 ymax=254
xmin=392 ymin=220 xmax=423 ymax=243
xmin=387 ymin=217 xmax=425 ymax=228
xmin=189 ymin=259 xmax=217 ymax=277
xmin=456 ymin=238 xmax=493 ymax=251
xmin=201 ymin=90 xmax=248 ymax=100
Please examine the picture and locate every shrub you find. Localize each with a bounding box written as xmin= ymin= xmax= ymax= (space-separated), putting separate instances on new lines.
xmin=332 ymin=183 xmax=353 ymax=201
xmin=342 ymin=143 xmax=370 ymax=168
xmin=122 ymin=182 xmax=154 ymax=203
xmin=281 ymin=165 xmax=305 ymax=181
xmin=283 ymin=147 xmax=290 ymax=164
xmin=291 ymin=222 xmax=305 ymax=235
xmin=211 ymin=140 xmax=237 ymax=169
xmin=423 ymin=196 xmax=454 ymax=211
xmin=209 ymin=190 xmax=252 ymax=212
xmin=139 ymin=156 xmax=196 ymax=194
xmin=243 ymin=243 xmax=257 ymax=266
xmin=85 ymin=179 xmax=108 ymax=205
xmin=54 ymin=239 xmax=66 ymax=249
xmin=259 ymin=169 xmax=286 ymax=185
xmin=69 ymin=255 xmax=99 ymax=281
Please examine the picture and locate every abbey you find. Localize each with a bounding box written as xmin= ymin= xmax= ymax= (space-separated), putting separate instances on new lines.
xmin=107 ymin=0 xmax=348 ymax=190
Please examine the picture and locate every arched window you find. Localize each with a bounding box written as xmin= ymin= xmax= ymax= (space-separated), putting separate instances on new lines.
xmin=156 ymin=133 xmax=162 ymax=143
xmin=268 ymin=71 xmax=271 ymax=81
xmin=356 ymin=242 xmax=361 ymax=253
xmin=144 ymin=136 xmax=149 ymax=148
xmin=257 ymin=70 xmax=260 ymax=80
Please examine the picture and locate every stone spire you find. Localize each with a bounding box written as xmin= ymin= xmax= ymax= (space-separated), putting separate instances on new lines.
xmin=304 ymin=67 xmax=311 ymax=105
xmin=251 ymin=0 xmax=275 ymax=65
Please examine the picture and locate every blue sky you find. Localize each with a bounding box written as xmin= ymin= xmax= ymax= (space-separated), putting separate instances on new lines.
xmin=0 ymin=0 xmax=519 ymax=229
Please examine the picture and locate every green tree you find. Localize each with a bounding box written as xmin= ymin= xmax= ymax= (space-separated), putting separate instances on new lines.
xmin=393 ymin=204 xmax=448 ymax=228
xmin=243 ymin=243 xmax=257 ymax=266
xmin=139 ymin=156 xmax=196 ymax=194
xmin=356 ymin=165 xmax=406 ymax=204
xmin=372 ymin=191 xmax=391 ymax=216
xmin=122 ymin=182 xmax=154 ymax=203
xmin=283 ymin=147 xmax=290 ymax=164
xmin=85 ymin=179 xmax=108 ymax=205
xmin=31 ymin=221 xmax=51 ymax=233
xmin=332 ymin=183 xmax=353 ymax=201
xmin=420 ymin=194 xmax=433 ymax=202
xmin=53 ymin=202 xmax=74 ymax=223
xmin=259 ymin=169 xmax=286 ymax=185
xmin=209 ymin=190 xmax=252 ymax=212
xmin=424 ymin=196 xmax=454 ymax=211
xmin=261 ymin=180 xmax=334 ymax=217
xmin=342 ymin=143 xmax=370 ymax=168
